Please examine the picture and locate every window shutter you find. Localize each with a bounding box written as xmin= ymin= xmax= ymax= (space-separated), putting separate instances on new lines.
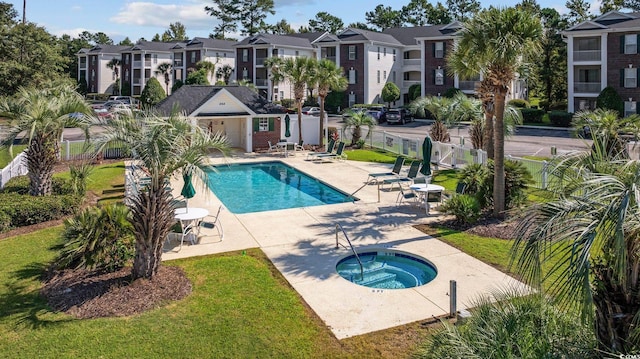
xmin=443 ymin=69 xmax=446 ymax=82
xmin=432 ymin=69 xmax=436 ymax=84
xmin=355 ymin=47 xmax=357 ymax=60
xmin=432 ymin=43 xmax=436 ymax=57
xmin=621 ymin=35 xmax=625 ymax=54
xmin=443 ymin=43 xmax=446 ymax=58
xmin=268 ymin=117 xmax=274 ymax=131
xmin=621 ymin=69 xmax=625 ymax=87
xmin=253 ymin=118 xmax=259 ymax=132
xmin=637 ymin=68 xmax=639 ymax=88
xmin=354 ymin=70 xmax=357 ymax=84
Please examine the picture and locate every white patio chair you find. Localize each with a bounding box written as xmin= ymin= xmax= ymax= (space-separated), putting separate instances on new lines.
xmin=197 ymin=205 xmax=224 ymax=240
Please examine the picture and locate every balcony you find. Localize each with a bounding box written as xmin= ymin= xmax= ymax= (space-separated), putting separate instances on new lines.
xmin=321 ymin=56 xmax=336 ymax=63
xmin=459 ymin=80 xmax=480 ymax=91
xmin=133 ymin=61 xmax=142 ymax=68
xmin=574 ymin=82 xmax=601 ymax=93
xmin=573 ymin=50 xmax=601 ymax=62
xmin=256 ymin=57 xmax=266 ymax=66
xmin=133 ymin=77 xmax=142 ymax=85
xmin=173 ymin=60 xmax=183 ymax=67
xmin=402 ymin=80 xmax=421 ymax=88
xmin=144 ymin=60 xmax=151 ymax=67
xmin=403 ymin=58 xmax=421 ymax=66
xmin=254 ymin=79 xmax=268 ymax=87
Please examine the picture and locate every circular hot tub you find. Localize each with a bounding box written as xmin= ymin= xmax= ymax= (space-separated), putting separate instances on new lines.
xmin=336 ymin=250 xmax=437 ymax=289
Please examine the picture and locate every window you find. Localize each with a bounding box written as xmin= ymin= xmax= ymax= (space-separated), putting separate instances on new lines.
xmin=624 ymin=67 xmax=637 ymax=88
xmin=377 ymin=70 xmax=380 ymax=84
xmin=434 ymin=42 xmax=444 ymax=58
xmin=295 ymin=50 xmax=299 ymax=56
xmin=125 ymin=69 xmax=129 ymax=79
xmin=125 ymin=54 xmax=129 ymax=65
xmin=625 ymin=101 xmax=637 ymax=117
xmin=280 ymin=91 xmax=284 ymax=99
xmin=348 ymin=92 xmax=356 ymax=107
xmin=393 ymin=49 xmax=396 ymax=61
xmin=384 ymin=47 xmax=386 ymax=57
xmin=242 ymin=49 xmax=248 ymax=62
xmin=349 ymin=68 xmax=356 ymax=84
xmin=91 ymin=69 xmax=95 ymax=79
xmin=383 ymin=71 xmax=386 ymax=81
xmin=348 ymin=46 xmax=356 ymax=60
xmin=435 ymin=68 xmax=444 ymax=85
xmin=392 ymin=71 xmax=396 ymax=83
xmin=242 ymin=67 xmax=248 ymax=80
xmin=153 ymin=54 xmax=158 ymax=64
xmin=254 ymin=117 xmax=273 ymax=132
xmin=190 ymin=52 xmax=196 ymax=63
xmin=624 ymin=34 xmax=638 ymax=54
xmin=91 ymin=56 xmax=95 ymax=65
xmin=377 ymin=47 xmax=380 ymax=60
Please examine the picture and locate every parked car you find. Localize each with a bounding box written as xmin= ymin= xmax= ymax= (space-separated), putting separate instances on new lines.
xmin=341 ymin=107 xmax=367 ymax=121
xmin=94 ymin=107 xmax=112 ymax=121
xmin=366 ymin=106 xmax=387 ymax=123
xmin=301 ymin=106 xmax=311 ymax=114
xmin=386 ymin=108 xmax=414 ymax=125
xmin=307 ymin=107 xmax=321 ymax=116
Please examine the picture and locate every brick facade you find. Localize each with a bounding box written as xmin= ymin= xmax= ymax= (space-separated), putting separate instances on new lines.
xmin=422 ymin=40 xmax=454 ymax=96
xmin=236 ymin=48 xmax=254 ymax=82
xmin=251 ymin=116 xmax=282 ymax=151
xmin=607 ymin=32 xmax=640 ymax=101
xmin=340 ymin=43 xmax=365 ymax=108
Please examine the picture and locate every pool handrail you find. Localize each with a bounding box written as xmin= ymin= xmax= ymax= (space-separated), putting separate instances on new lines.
xmin=335 ymin=223 xmax=364 ymax=281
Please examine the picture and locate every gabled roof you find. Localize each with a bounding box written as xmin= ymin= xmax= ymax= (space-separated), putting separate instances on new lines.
xmin=125 ymin=41 xmax=186 ymax=52
xmin=287 ymin=31 xmax=327 ymax=42
xmin=383 ymin=25 xmax=458 ymax=45
xmin=235 ymin=33 xmax=314 ymax=49
xmin=186 ymin=37 xmax=237 ymax=51
xmin=565 ymin=11 xmax=640 ymax=32
xmin=83 ymin=44 xmax=129 ymax=55
xmin=155 ymin=85 xmax=286 ymax=117
xmin=337 ymin=28 xmax=402 ymax=46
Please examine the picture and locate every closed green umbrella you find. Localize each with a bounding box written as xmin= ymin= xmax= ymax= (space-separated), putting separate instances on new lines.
xmin=284 ymin=114 xmax=291 ymax=138
xmin=181 ymin=171 xmax=196 ymax=207
xmin=421 ymin=137 xmax=432 ymax=176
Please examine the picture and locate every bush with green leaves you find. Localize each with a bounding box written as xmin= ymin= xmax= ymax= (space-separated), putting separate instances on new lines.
xmin=1 ymin=175 xmax=72 ymax=195
xmin=520 ymin=108 xmax=545 ymax=123
xmin=443 ymin=87 xmax=461 ymax=98
xmin=140 ymin=77 xmax=166 ymax=106
xmin=69 ymin=162 xmax=94 ymax=196
xmin=596 ymin=86 xmax=624 ymax=117
xmin=56 ymin=204 xmax=135 ymax=272
xmin=441 ymin=194 xmax=481 ymax=224
xmin=508 ymin=98 xmax=529 ymax=108
xmin=458 ymin=159 xmax=532 ymax=210
xmin=0 ymin=193 xmax=80 ymax=231
xmin=171 ymin=79 xmax=184 ymax=93
xmin=408 ymin=84 xmax=421 ymax=101
xmin=418 ymin=291 xmax=596 ymax=359
xmin=185 ymin=69 xmax=210 ymax=85
xmin=549 ymin=110 xmax=574 ymax=127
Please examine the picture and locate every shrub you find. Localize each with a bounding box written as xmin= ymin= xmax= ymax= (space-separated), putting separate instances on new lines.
xmin=56 ymin=204 xmax=135 ymax=272
xmin=2 ymin=175 xmax=73 ymax=195
xmin=140 ymin=77 xmax=166 ymax=106
xmin=408 ymin=84 xmax=421 ymax=101
xmin=279 ymin=98 xmax=294 ymax=108
xmin=520 ymin=108 xmax=545 ymax=123
xmin=443 ymin=87 xmax=461 ymax=98
xmin=0 ymin=193 xmax=81 ymax=230
xmin=596 ymin=86 xmax=623 ymax=117
xmin=549 ymin=101 xmax=567 ymax=111
xmin=539 ymin=99 xmax=549 ymax=111
xmin=458 ymin=160 xmax=532 ymax=210
xmin=508 ymin=99 xmax=529 ymax=108
xmin=69 ymin=162 xmax=94 ymax=196
xmin=549 ymin=111 xmax=574 ymax=127
xmin=171 ymin=79 xmax=184 ymax=93
xmin=441 ymin=194 xmax=481 ymax=224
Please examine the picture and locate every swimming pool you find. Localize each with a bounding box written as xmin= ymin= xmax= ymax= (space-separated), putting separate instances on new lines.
xmin=205 ymin=161 xmax=356 ymax=214
xmin=336 ymin=250 xmax=438 ymax=289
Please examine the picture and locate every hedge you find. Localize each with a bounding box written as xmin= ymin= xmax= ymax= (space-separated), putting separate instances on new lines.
xmin=520 ymin=108 xmax=545 ymax=123
xmin=549 ymin=111 xmax=574 ymax=127
xmin=508 ymin=99 xmax=530 ymax=108
xmin=2 ymin=176 xmax=73 ymax=195
xmin=0 ymin=192 xmax=81 ymax=231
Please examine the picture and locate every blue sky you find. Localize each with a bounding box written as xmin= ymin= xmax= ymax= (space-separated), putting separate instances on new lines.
xmin=7 ymin=0 xmax=590 ymax=42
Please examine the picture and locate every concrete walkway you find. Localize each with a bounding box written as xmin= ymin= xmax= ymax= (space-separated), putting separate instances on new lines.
xmin=162 ymin=150 xmax=525 ymax=339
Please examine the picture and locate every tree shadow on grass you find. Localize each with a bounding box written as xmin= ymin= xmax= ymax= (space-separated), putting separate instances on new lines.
xmin=0 ymin=262 xmax=74 ymax=329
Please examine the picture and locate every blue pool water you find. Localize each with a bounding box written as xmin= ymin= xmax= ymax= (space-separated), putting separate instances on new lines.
xmin=336 ymin=250 xmax=438 ymax=289
xmin=205 ymin=161 xmax=355 ymax=214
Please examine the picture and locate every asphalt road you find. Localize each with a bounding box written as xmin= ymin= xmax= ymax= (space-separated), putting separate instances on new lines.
xmin=328 ymin=116 xmax=591 ymax=158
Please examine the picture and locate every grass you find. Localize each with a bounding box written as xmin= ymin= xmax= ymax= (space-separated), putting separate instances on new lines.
xmin=0 ymin=145 xmax=27 ymax=168
xmin=54 ymin=161 xmax=126 ymax=205
xmin=344 ymin=147 xmax=401 ymax=164
xmin=0 ymin=227 xmax=428 ymax=358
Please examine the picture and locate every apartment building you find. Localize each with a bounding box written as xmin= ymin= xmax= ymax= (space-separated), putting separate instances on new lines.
xmin=77 ymin=38 xmax=237 ymax=97
xmin=77 ymin=44 xmax=129 ymax=94
xmin=564 ymin=11 xmax=640 ymax=114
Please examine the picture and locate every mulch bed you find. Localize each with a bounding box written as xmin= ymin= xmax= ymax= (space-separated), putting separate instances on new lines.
xmin=433 ymin=215 xmax=518 ymax=240
xmin=41 ymin=266 xmax=192 ymax=319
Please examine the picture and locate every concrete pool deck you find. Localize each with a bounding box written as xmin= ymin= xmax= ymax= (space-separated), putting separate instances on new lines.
xmin=162 ymin=151 xmax=526 ymax=339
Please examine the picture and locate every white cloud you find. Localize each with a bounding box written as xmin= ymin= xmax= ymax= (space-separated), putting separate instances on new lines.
xmin=274 ymin=0 xmax=318 ymax=7
xmin=53 ymin=27 xmax=126 ymax=40
xmin=110 ymin=1 xmax=215 ymax=30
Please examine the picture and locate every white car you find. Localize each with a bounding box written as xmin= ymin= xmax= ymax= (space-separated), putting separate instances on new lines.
xmin=307 ymin=107 xmax=321 ymax=116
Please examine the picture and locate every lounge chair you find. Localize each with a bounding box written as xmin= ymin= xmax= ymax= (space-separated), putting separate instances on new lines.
xmin=267 ymin=141 xmax=279 ymax=153
xmin=313 ymin=142 xmax=346 ymax=161
xmin=367 ymin=156 xmax=405 ymax=184
xmin=197 ymin=205 xmax=224 ymax=241
xmin=396 ymin=185 xmax=418 ymax=207
xmin=306 ymin=139 xmax=336 ymax=160
xmin=382 ymin=160 xmax=421 ymax=189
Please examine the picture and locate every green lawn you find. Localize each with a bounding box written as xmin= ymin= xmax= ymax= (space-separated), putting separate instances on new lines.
xmin=0 ymin=145 xmax=27 ymax=168
xmin=54 ymin=161 xmax=126 ymax=205
xmin=344 ymin=148 xmax=401 ymax=164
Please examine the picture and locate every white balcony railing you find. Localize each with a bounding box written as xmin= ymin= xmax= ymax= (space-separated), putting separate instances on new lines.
xmin=254 ymin=79 xmax=268 ymax=87
xmin=403 ymin=58 xmax=421 ymax=66
xmin=573 ymin=50 xmax=601 ymax=62
xmin=133 ymin=77 xmax=142 ymax=85
xmin=459 ymin=80 xmax=480 ymax=91
xmin=133 ymin=61 xmax=142 ymax=68
xmin=402 ymin=80 xmax=421 ymax=88
xmin=173 ymin=60 xmax=183 ymax=67
xmin=574 ymin=82 xmax=601 ymax=93
xmin=256 ymin=57 xmax=266 ymax=66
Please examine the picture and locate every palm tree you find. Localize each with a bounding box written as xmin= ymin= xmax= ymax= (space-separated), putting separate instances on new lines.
xmin=512 ymin=142 xmax=640 ymax=353
xmin=410 ymin=96 xmax=453 ymax=142
xmin=106 ymin=58 xmax=121 ymax=95
xmin=447 ymin=7 xmax=542 ymax=217
xmin=263 ymin=56 xmax=284 ymax=102
xmin=313 ymin=59 xmax=348 ymax=145
xmin=95 ymin=110 xmax=229 ymax=279
xmin=278 ymin=57 xmax=315 ymax=144
xmin=342 ymin=111 xmax=376 ymax=146
xmin=572 ymin=109 xmax=639 ymax=156
xmin=0 ymin=85 xmax=92 ymax=196
xmin=154 ymin=62 xmax=172 ymax=95
xmin=215 ymin=64 xmax=234 ymax=85
xmin=195 ymin=60 xmax=217 ymax=84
